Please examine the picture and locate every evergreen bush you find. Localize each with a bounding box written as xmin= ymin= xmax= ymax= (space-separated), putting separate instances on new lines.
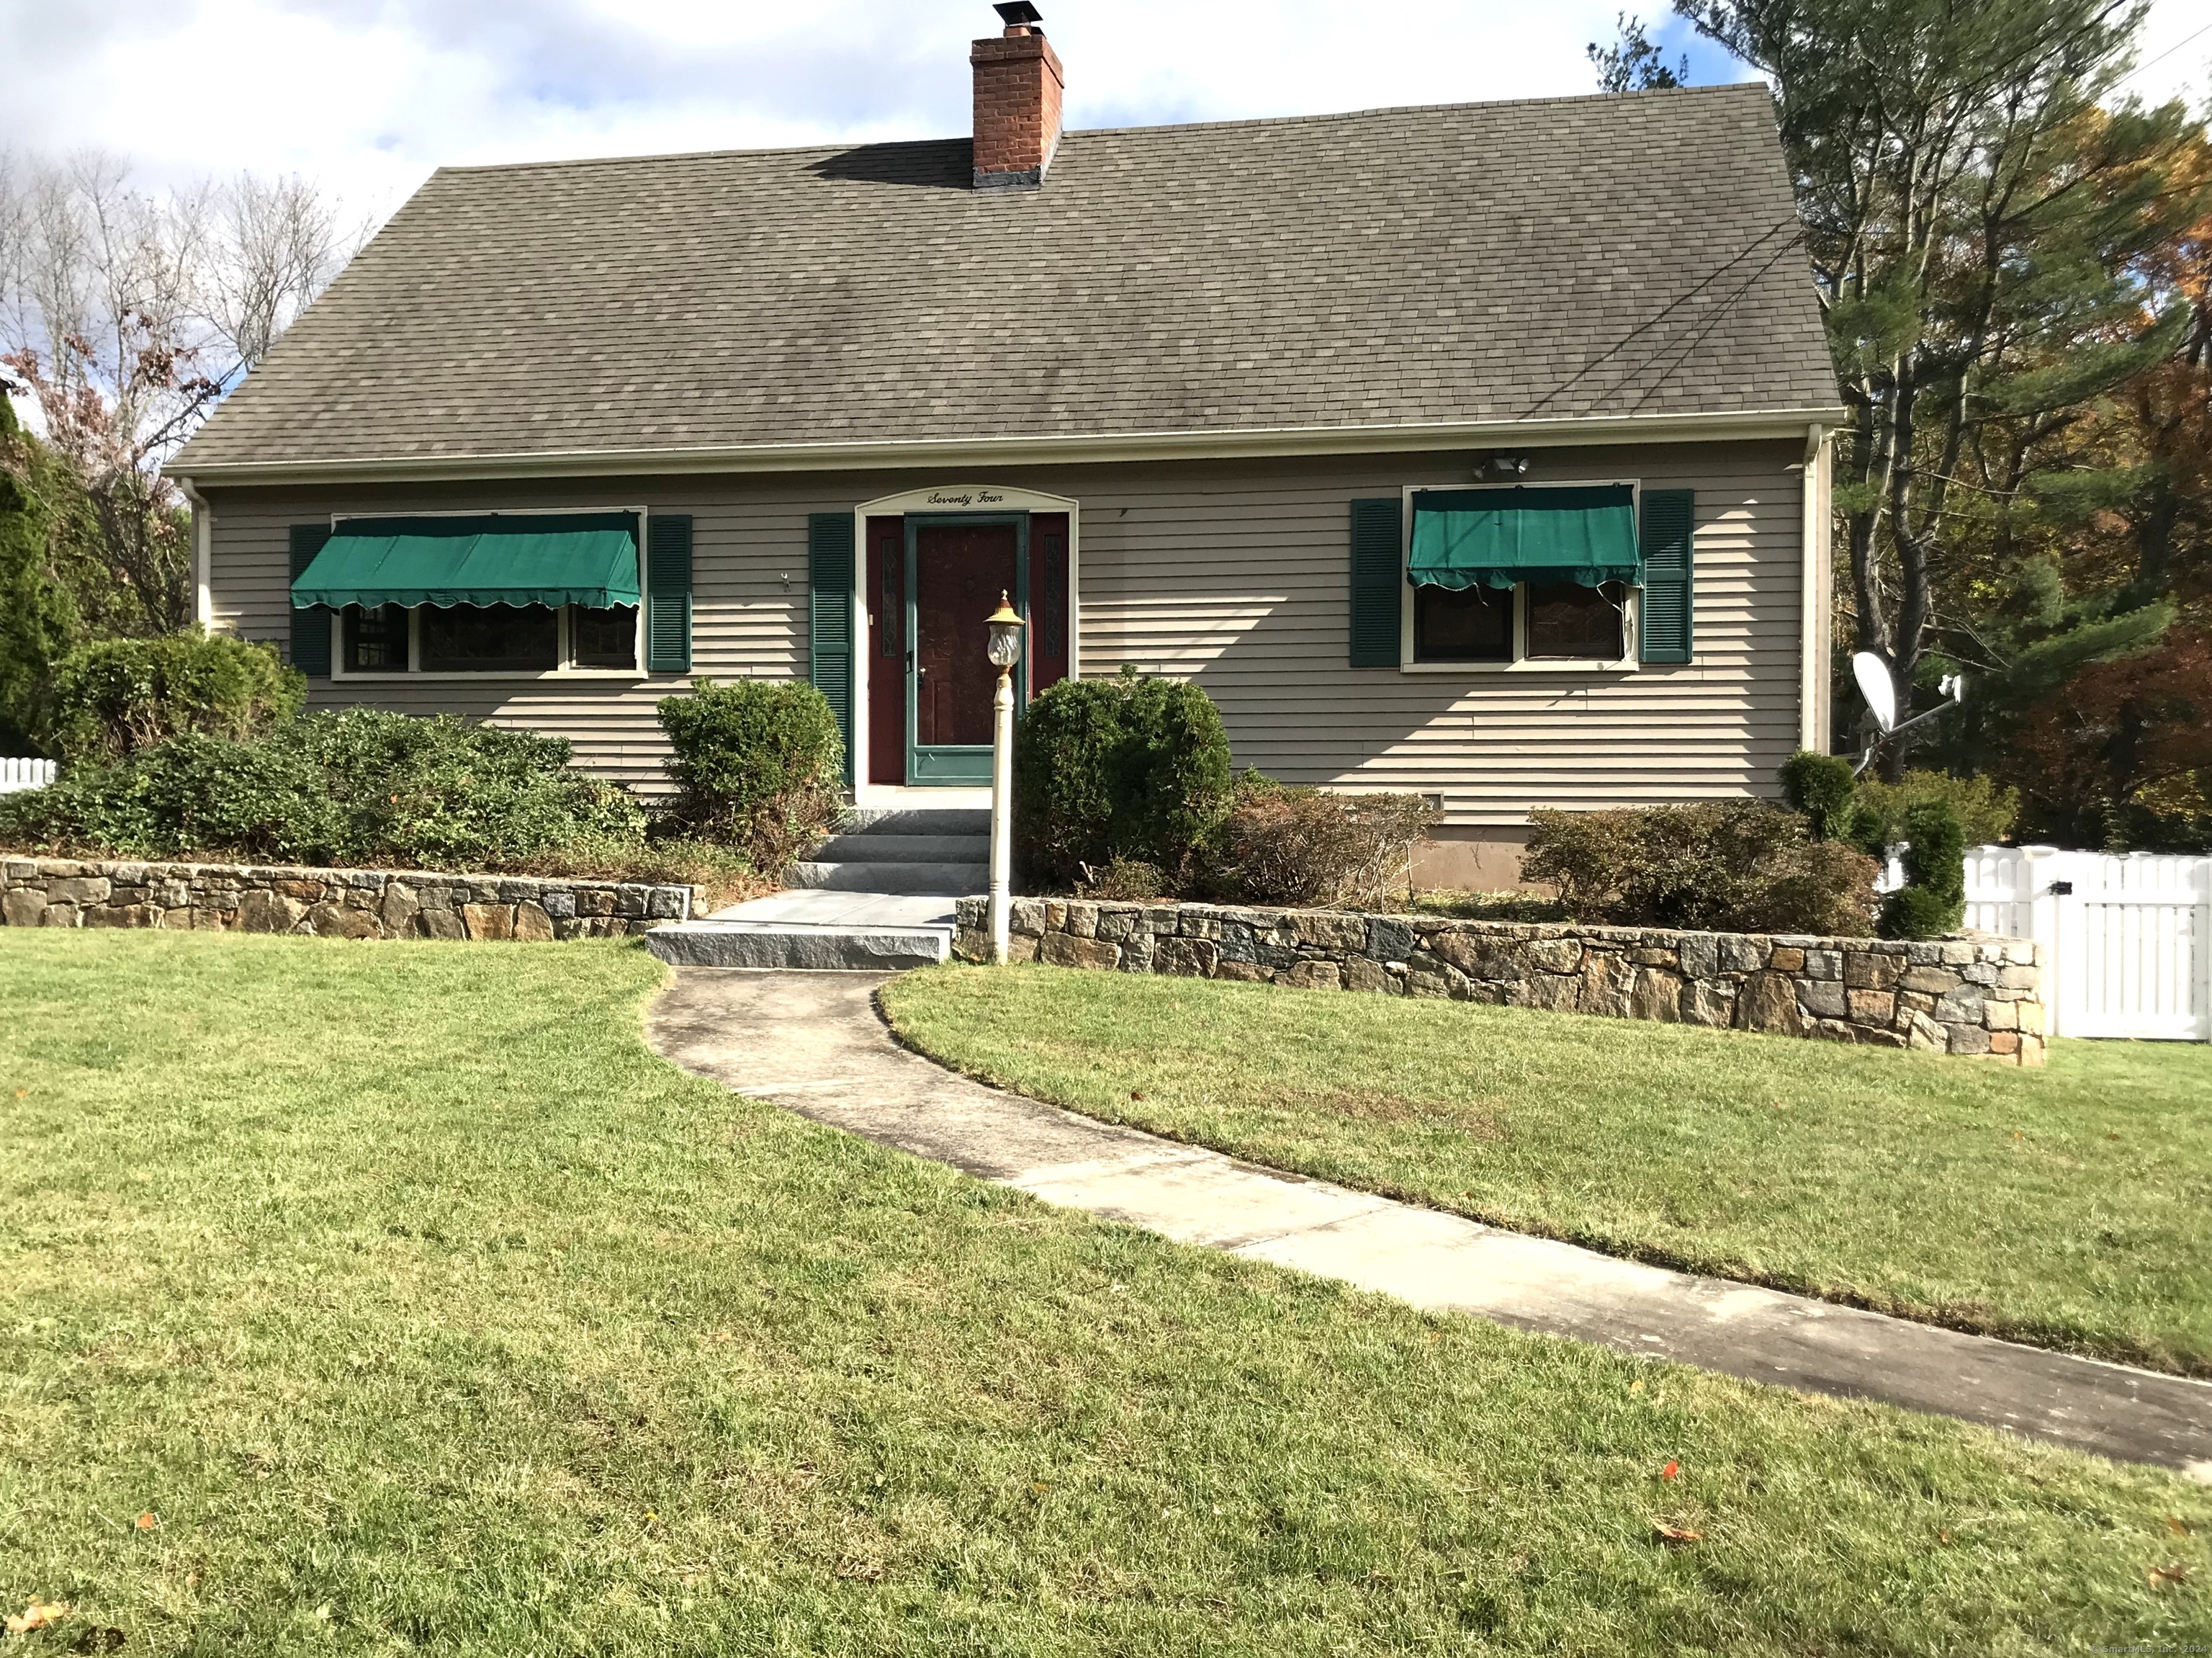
xmin=45 ymin=633 xmax=305 ymax=763
xmin=1878 ymin=797 xmax=1969 ymax=940
xmin=0 ymin=400 xmax=81 ymax=756
xmin=1013 ymin=669 xmax=1233 ymax=890
xmin=657 ymin=678 xmax=845 ymax=872
xmin=0 ymin=709 xmax=644 ymax=873
xmin=1777 ymin=750 xmax=1860 ymax=841
xmin=1851 ymin=770 xmax=2019 ymax=856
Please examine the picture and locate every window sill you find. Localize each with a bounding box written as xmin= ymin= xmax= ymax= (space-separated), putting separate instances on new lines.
xmin=1401 ymin=658 xmax=1639 ymax=674
xmin=329 ymin=668 xmax=653 ymax=683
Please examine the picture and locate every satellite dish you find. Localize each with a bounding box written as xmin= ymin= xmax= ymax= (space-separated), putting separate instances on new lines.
xmin=1853 ymin=651 xmax=1897 ymax=733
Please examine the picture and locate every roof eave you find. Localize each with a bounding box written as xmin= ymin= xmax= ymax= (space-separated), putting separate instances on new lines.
xmin=168 ymin=407 xmax=1853 ymax=488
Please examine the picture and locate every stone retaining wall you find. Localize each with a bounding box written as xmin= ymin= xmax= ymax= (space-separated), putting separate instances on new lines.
xmin=1 ymin=858 xmax=689 ymax=940
xmin=954 ymin=897 xmax=2046 ymax=1065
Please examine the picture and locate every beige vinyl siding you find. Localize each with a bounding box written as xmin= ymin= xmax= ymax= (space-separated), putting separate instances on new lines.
xmin=202 ymin=439 xmax=1807 ymax=823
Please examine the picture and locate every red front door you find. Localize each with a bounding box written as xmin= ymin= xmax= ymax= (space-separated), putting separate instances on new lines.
xmin=861 ymin=511 xmax=1074 ymax=787
xmin=913 ymin=522 xmax=1019 ymax=751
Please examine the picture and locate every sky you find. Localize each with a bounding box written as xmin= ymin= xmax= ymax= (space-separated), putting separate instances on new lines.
xmin=3 ymin=0 xmax=2203 ymax=229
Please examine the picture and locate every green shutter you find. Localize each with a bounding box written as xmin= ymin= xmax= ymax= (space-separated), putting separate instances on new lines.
xmin=289 ymin=523 xmax=334 ymax=676
xmin=808 ymin=512 xmax=855 ymax=788
xmin=1638 ymin=489 xmax=1695 ymax=665
xmin=1349 ymin=497 xmax=1403 ymax=667
xmin=645 ymin=514 xmax=693 ymax=675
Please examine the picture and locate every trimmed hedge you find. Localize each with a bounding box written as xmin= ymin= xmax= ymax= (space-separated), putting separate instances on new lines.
xmin=0 ymin=709 xmax=645 ymax=871
xmin=1014 ymin=670 xmax=1233 ymax=890
xmin=1880 ymin=798 xmax=1969 ymax=940
xmin=657 ymin=678 xmax=845 ymax=873
xmin=1778 ymin=750 xmax=1860 ymax=843
xmin=45 ymin=632 xmax=305 ymax=763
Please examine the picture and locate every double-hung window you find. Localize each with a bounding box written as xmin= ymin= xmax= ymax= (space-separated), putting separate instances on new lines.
xmin=300 ymin=511 xmax=646 ymax=678
xmin=1403 ymin=483 xmax=1640 ymax=669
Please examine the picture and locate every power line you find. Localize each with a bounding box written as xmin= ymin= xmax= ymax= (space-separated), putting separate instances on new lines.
xmin=2110 ymin=18 xmax=2212 ymax=94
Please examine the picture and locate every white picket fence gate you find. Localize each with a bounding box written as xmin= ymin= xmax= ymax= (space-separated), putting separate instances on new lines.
xmin=1950 ymin=846 xmax=2210 ymax=1041
xmin=0 ymin=758 xmax=55 ymax=795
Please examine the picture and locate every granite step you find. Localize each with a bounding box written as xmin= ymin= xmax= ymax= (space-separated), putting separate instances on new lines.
xmin=644 ymin=919 xmax=950 ymax=972
xmin=841 ymin=807 xmax=992 ymax=836
xmin=811 ymin=833 xmax=991 ymax=865
xmin=786 ymin=860 xmax=989 ymax=895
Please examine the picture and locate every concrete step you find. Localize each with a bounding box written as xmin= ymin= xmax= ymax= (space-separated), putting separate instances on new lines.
xmin=645 ymin=920 xmax=950 ymax=971
xmin=842 ymin=807 xmax=992 ymax=836
xmin=812 ymin=832 xmax=990 ymax=865
xmin=786 ymin=860 xmax=988 ymax=895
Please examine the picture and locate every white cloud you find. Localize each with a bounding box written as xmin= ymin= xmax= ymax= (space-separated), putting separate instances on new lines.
xmin=1 ymin=0 xmax=2201 ymax=229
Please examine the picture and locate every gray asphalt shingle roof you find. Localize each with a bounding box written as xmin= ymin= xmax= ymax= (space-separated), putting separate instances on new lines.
xmin=176 ymin=84 xmax=1839 ymax=473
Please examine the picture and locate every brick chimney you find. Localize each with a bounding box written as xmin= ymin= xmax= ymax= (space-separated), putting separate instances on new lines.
xmin=971 ymin=4 xmax=1064 ymax=191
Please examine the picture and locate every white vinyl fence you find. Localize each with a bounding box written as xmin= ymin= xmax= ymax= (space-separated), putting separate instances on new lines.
xmin=1951 ymin=846 xmax=2210 ymax=1042
xmin=0 ymin=758 xmax=55 ymax=795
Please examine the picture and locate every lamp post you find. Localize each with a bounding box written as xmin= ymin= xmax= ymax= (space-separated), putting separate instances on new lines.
xmin=984 ymin=591 xmax=1026 ymax=964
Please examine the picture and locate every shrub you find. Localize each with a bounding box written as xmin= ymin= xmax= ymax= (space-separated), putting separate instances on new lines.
xmin=1218 ymin=781 xmax=1441 ymax=909
xmin=288 ymin=710 xmax=646 ymax=869
xmin=1755 ymin=838 xmax=1884 ymax=936
xmin=1522 ymin=800 xmax=1880 ymax=935
xmin=1851 ymin=769 xmax=2020 ymax=854
xmin=0 ymin=731 xmax=341 ymax=863
xmin=1014 ymin=670 xmax=1233 ymax=890
xmin=1078 ymin=856 xmax=1166 ymax=902
xmin=45 ymin=632 xmax=305 ymax=763
xmin=1878 ymin=884 xmax=1963 ymax=941
xmin=1778 ymin=750 xmax=1860 ymax=841
xmin=657 ymin=678 xmax=845 ymax=873
xmin=1879 ymin=797 xmax=1968 ymax=940
xmin=0 ymin=709 xmax=647 ymax=873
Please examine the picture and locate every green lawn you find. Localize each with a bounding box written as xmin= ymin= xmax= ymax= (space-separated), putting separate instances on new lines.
xmin=1 ymin=935 xmax=2207 ymax=1655
xmin=883 ymin=964 xmax=2212 ymax=1377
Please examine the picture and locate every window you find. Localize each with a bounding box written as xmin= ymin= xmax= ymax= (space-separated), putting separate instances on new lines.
xmin=1401 ymin=483 xmax=1641 ymax=668
xmin=572 ymin=604 xmax=639 ymax=669
xmin=307 ymin=509 xmax=648 ymax=677
xmin=1527 ymin=581 xmax=1627 ymax=660
xmin=333 ymin=602 xmax=644 ymax=676
xmin=420 ymin=604 xmax=559 ymax=673
xmin=343 ymin=604 xmax=408 ymax=671
xmin=1413 ymin=585 xmax=1512 ymax=663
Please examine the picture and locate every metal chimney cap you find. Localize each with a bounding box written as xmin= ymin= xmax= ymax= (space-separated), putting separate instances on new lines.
xmin=994 ymin=2 xmax=1044 ymax=27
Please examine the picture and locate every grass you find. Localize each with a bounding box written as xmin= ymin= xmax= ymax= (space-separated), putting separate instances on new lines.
xmin=1 ymin=935 xmax=2208 ymax=1655
xmin=882 ymin=964 xmax=2212 ymax=1377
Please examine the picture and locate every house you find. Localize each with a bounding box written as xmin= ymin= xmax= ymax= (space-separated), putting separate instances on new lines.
xmin=168 ymin=6 xmax=1843 ymax=890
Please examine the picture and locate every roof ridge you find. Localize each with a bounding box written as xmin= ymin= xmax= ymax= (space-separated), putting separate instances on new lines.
xmin=433 ymin=81 xmax=1772 ymax=179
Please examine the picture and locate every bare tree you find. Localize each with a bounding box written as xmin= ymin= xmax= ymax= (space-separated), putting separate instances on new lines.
xmin=205 ymin=171 xmax=354 ymax=379
xmin=0 ymin=151 xmax=361 ymax=634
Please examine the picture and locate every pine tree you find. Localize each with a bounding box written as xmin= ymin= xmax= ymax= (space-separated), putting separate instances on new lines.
xmin=1670 ymin=0 xmax=2209 ymax=776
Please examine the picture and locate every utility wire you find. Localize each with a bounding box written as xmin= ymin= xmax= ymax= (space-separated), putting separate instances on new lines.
xmin=2110 ymin=18 xmax=2212 ymax=94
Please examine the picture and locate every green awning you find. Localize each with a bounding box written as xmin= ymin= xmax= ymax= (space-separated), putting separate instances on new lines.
xmin=1408 ymin=485 xmax=1640 ymax=591
xmin=292 ymin=514 xmax=642 ymax=609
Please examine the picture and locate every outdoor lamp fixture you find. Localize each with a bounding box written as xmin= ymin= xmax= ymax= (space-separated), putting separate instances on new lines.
xmin=985 ymin=591 xmax=1026 ymax=964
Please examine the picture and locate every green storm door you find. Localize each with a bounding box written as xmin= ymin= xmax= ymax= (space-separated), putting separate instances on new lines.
xmin=906 ymin=514 xmax=1027 ymax=784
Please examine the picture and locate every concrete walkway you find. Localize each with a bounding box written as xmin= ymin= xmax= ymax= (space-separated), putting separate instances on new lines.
xmin=647 ymin=967 xmax=2212 ymax=1478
